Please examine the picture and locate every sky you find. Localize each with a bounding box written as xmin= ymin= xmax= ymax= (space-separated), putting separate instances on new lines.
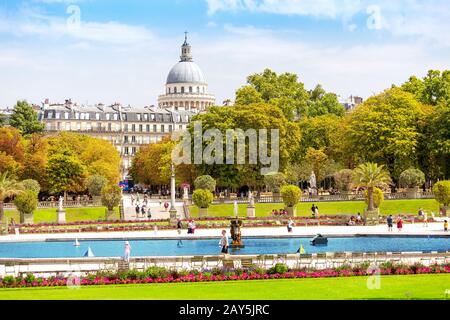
xmin=0 ymin=0 xmax=449 ymax=107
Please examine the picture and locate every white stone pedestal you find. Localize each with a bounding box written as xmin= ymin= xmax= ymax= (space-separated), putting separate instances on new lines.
xmin=57 ymin=209 xmax=66 ymax=224
xmin=247 ymin=206 xmax=256 ymax=218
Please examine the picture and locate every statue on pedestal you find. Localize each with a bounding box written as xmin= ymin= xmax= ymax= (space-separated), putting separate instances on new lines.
xmin=58 ymin=196 xmax=64 ymax=211
xmin=56 ymin=195 xmax=66 ymax=224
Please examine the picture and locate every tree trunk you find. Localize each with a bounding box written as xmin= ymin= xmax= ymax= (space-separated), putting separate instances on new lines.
xmin=0 ymin=201 xmax=4 ymax=222
xmin=368 ymin=187 xmax=374 ymax=211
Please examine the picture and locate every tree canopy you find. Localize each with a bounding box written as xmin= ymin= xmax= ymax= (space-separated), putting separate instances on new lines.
xmin=9 ymin=101 xmax=44 ymax=135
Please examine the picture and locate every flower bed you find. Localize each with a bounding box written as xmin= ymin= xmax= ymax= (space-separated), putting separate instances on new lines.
xmin=0 ymin=263 xmax=449 ymax=289
xmin=9 ymin=214 xmax=425 ymax=235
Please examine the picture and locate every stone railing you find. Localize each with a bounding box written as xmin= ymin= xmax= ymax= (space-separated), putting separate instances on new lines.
xmin=211 ymin=192 xmax=435 ymax=204
xmin=3 ymin=200 xmax=103 ymax=210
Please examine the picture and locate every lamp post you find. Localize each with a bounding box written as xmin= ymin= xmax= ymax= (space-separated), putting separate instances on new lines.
xmin=169 ymin=163 xmax=178 ymax=223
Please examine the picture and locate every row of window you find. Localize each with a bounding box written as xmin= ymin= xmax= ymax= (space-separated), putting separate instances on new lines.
xmin=44 ymin=111 xmax=190 ymax=123
xmin=167 ymin=86 xmax=205 ymax=95
xmin=46 ymin=122 xmax=185 ymax=132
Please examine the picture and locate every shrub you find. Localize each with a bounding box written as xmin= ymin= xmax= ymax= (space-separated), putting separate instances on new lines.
xmin=101 ymin=185 xmax=122 ymax=211
xmin=433 ymin=181 xmax=450 ymax=206
xmin=192 ymin=189 xmax=213 ymax=208
xmin=363 ymin=187 xmax=384 ymax=209
xmin=268 ymin=263 xmax=289 ymax=275
xmin=86 ymin=175 xmax=108 ymax=197
xmin=194 ymin=175 xmax=216 ymax=192
xmin=13 ymin=190 xmax=38 ymax=215
xmin=2 ymin=276 xmax=15 ymax=286
xmin=399 ymin=169 xmax=425 ymax=188
xmin=264 ymin=172 xmax=287 ymax=193
xmin=24 ymin=273 xmax=36 ymax=284
xmin=144 ymin=266 xmax=170 ymax=279
xmin=280 ymin=185 xmax=301 ymax=207
xmin=21 ymin=179 xmax=40 ymax=195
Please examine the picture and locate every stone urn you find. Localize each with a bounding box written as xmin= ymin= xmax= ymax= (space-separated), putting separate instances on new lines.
xmin=363 ymin=209 xmax=380 ymax=226
xmin=20 ymin=213 xmax=34 ymax=225
xmin=285 ymin=206 xmax=297 ymax=217
xmin=406 ymin=187 xmax=419 ymax=199
xmin=199 ymin=207 xmax=208 ymax=218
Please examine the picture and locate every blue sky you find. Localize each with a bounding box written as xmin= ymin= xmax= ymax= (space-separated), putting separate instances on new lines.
xmin=0 ymin=0 xmax=449 ymax=107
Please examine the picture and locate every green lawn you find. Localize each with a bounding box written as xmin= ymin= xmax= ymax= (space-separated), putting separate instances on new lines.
xmin=5 ymin=207 xmax=120 ymax=224
xmin=189 ymin=199 xmax=440 ymax=218
xmin=0 ymin=274 xmax=448 ymax=300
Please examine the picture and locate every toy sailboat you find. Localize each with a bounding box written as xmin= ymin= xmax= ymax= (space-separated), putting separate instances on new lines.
xmin=83 ymin=246 xmax=95 ymax=257
xmin=73 ymin=239 xmax=80 ymax=247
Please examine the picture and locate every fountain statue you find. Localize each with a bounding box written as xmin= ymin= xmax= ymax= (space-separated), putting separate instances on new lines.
xmin=230 ymin=219 xmax=245 ymax=248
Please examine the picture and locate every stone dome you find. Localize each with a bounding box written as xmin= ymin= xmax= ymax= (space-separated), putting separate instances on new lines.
xmin=166 ymin=61 xmax=206 ymax=85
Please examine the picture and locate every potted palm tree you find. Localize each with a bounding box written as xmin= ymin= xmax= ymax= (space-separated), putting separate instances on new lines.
xmin=0 ymin=172 xmax=24 ymax=222
xmin=353 ymin=163 xmax=391 ymax=225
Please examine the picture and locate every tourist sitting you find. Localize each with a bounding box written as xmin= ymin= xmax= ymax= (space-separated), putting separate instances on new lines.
xmin=187 ymin=221 xmax=193 ymax=234
xmin=274 ymin=210 xmax=279 ymax=216
xmin=287 ymin=219 xmax=294 ymax=233
xmin=10 ymin=218 xmax=16 ymax=226
xmin=347 ymin=217 xmax=356 ymax=226
xmin=356 ymin=213 xmax=362 ymax=224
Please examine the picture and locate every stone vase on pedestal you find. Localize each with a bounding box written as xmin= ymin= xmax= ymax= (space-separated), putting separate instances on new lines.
xmin=286 ymin=206 xmax=297 ymax=217
xmin=20 ymin=213 xmax=34 ymax=225
xmin=199 ymin=207 xmax=208 ymax=218
xmin=363 ymin=209 xmax=379 ymax=225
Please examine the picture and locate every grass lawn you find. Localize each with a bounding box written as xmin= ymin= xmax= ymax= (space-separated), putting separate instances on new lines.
xmin=4 ymin=207 xmax=120 ymax=224
xmin=189 ymin=199 xmax=440 ymax=218
xmin=0 ymin=274 xmax=448 ymax=300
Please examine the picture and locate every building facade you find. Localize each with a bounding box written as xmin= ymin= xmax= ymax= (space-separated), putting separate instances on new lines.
xmin=39 ymin=101 xmax=195 ymax=179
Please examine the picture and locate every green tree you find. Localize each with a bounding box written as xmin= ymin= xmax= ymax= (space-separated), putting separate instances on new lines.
xmin=307 ymin=85 xmax=345 ymax=117
xmin=264 ymin=172 xmax=287 ymax=193
xmin=194 ymin=175 xmax=216 ymax=192
xmin=46 ymin=152 xmax=87 ymax=198
xmin=334 ymin=169 xmax=354 ymax=192
xmin=399 ymin=169 xmax=425 ymax=189
xmin=9 ymin=101 xmax=44 ymax=135
xmin=0 ymin=172 xmax=24 ymax=221
xmin=280 ymin=185 xmax=301 ymax=207
xmin=21 ymin=179 xmax=40 ymax=195
xmin=353 ymin=163 xmax=391 ymax=212
xmin=401 ymin=70 xmax=450 ymax=105
xmin=346 ymin=88 xmax=426 ymax=180
xmin=235 ymin=69 xmax=309 ymax=120
xmin=86 ymin=175 xmax=108 ymax=197
xmin=101 ymin=185 xmax=122 ymax=217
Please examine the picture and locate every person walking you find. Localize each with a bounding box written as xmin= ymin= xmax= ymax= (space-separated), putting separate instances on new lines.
xmin=387 ymin=215 xmax=393 ymax=232
xmin=124 ymin=241 xmax=132 ymax=263
xmin=397 ymin=217 xmax=403 ymax=232
xmin=423 ymin=212 xmax=428 ymax=227
xmin=219 ymin=230 xmax=229 ymax=254
xmin=131 ymin=194 xmax=135 ymax=206
xmin=314 ymin=205 xmax=319 ymax=219
xmin=147 ymin=207 xmax=152 ymax=219
xmin=135 ymin=203 xmax=140 ymax=217
xmin=187 ymin=220 xmax=193 ymax=234
xmin=141 ymin=204 xmax=147 ymax=218
xmin=177 ymin=219 xmax=183 ymax=247
xmin=287 ymin=219 xmax=294 ymax=233
xmin=311 ymin=204 xmax=316 ymax=218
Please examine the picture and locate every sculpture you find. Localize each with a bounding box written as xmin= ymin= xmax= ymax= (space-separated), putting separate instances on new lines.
xmin=230 ymin=219 xmax=244 ymax=248
xmin=58 ymin=196 xmax=64 ymax=211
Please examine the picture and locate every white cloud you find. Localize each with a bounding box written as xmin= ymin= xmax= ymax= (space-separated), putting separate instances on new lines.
xmin=0 ymin=7 xmax=154 ymax=45
xmin=205 ymin=0 xmax=450 ymax=46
